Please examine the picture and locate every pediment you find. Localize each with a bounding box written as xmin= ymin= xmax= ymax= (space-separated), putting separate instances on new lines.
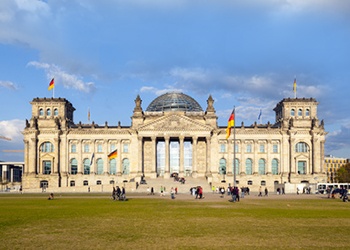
xmin=138 ymin=114 xmax=212 ymax=132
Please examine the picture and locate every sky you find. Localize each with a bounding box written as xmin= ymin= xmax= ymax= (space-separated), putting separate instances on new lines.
xmin=0 ymin=0 xmax=350 ymax=162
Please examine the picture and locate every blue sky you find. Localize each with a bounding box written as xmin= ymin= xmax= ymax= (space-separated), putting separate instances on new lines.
xmin=1 ymin=0 xmax=350 ymax=162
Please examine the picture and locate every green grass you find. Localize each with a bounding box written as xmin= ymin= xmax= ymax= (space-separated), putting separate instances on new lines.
xmin=0 ymin=194 xmax=349 ymax=249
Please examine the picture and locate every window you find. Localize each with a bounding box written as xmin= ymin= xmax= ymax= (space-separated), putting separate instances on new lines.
xmin=246 ymin=144 xmax=252 ymax=153
xmin=70 ymin=158 xmax=78 ymax=175
xmin=70 ymin=181 xmax=75 ymax=187
xmin=305 ymin=109 xmax=310 ymax=116
xmin=110 ymin=143 xmax=116 ymax=152
xmin=122 ymin=158 xmax=130 ymax=174
xmin=298 ymin=109 xmax=302 ymax=116
xmin=261 ymin=180 xmax=266 ymax=186
xmin=298 ymin=161 xmax=306 ymax=174
xmin=83 ymin=180 xmax=89 ymax=186
xmin=272 ymin=144 xmax=278 ymax=153
xmin=219 ymin=158 xmax=226 ymax=174
xmin=258 ymin=159 xmax=266 ymax=175
xmin=271 ymin=159 xmax=279 ymax=175
xmin=109 ymin=180 xmax=115 ymax=185
xmin=246 ymin=159 xmax=252 ymax=175
xmin=233 ymin=158 xmax=240 ymax=175
xmin=295 ymin=142 xmax=308 ymax=153
xmin=54 ymin=108 xmax=58 ymax=116
xmin=259 ymin=144 xmax=265 ymax=153
xmin=43 ymin=161 xmax=51 ymax=174
xmin=71 ymin=144 xmax=76 ymax=153
xmin=84 ymin=144 xmax=89 ymax=153
xmin=96 ymin=158 xmax=104 ymax=175
xmin=83 ymin=158 xmax=90 ymax=175
xmin=40 ymin=180 xmax=48 ymax=189
xmin=109 ymin=159 xmax=117 ymax=175
xmin=97 ymin=144 xmax=103 ymax=153
xmin=96 ymin=180 xmax=102 ymax=185
xmin=41 ymin=142 xmax=54 ymax=152
xmin=123 ymin=143 xmax=129 ymax=153
xmin=247 ymin=180 xmax=253 ymax=185
xmin=291 ymin=109 xmax=295 ymax=116
xmin=39 ymin=108 xmax=44 ymax=116
xmin=234 ymin=144 xmax=239 ymax=153
xmin=46 ymin=108 xmax=51 ymax=116
xmin=220 ymin=144 xmax=226 ymax=153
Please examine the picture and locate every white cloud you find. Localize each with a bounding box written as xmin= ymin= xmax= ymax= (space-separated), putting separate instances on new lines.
xmin=27 ymin=61 xmax=96 ymax=93
xmin=0 ymin=80 xmax=18 ymax=90
xmin=0 ymin=119 xmax=23 ymax=142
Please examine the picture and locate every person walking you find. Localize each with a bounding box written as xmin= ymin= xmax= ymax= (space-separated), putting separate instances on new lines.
xmin=258 ymin=186 xmax=263 ymax=197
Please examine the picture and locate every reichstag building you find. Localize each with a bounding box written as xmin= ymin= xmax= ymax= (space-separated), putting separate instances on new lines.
xmin=22 ymin=92 xmax=327 ymax=191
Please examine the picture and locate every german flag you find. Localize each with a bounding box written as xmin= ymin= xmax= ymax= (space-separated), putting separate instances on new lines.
xmin=226 ymin=108 xmax=235 ymax=139
xmin=48 ymin=78 xmax=54 ymax=90
xmin=108 ymin=149 xmax=117 ymax=160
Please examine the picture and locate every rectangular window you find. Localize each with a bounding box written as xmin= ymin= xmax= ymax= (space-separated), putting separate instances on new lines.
xmin=220 ymin=144 xmax=226 ymax=153
xmin=259 ymin=144 xmax=265 ymax=153
xmin=43 ymin=161 xmax=51 ymax=175
xmin=273 ymin=144 xmax=278 ymax=153
xmin=84 ymin=144 xmax=89 ymax=153
xmin=123 ymin=143 xmax=129 ymax=153
xmin=234 ymin=144 xmax=239 ymax=153
xmin=110 ymin=143 xmax=116 ymax=152
xmin=97 ymin=144 xmax=103 ymax=153
xmin=71 ymin=144 xmax=76 ymax=153
xmin=246 ymin=144 xmax=252 ymax=153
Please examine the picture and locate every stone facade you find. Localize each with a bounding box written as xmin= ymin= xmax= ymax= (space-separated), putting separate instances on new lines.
xmin=22 ymin=93 xmax=327 ymax=192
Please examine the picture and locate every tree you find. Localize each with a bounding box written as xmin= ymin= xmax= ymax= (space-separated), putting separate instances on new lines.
xmin=335 ymin=163 xmax=350 ymax=183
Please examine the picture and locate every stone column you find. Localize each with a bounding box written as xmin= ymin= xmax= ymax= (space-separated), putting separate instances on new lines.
xmin=77 ymin=140 xmax=82 ymax=174
xmin=53 ymin=138 xmax=60 ymax=174
xmin=266 ymin=140 xmax=271 ymax=174
xmin=192 ymin=136 xmax=198 ymax=175
xmin=138 ymin=136 xmax=143 ymax=174
xmin=179 ymin=136 xmax=184 ymax=175
xmin=30 ymin=138 xmax=38 ymax=174
xmin=151 ymin=136 xmax=157 ymax=174
xmin=118 ymin=140 xmax=122 ymax=175
xmin=103 ymin=139 xmax=108 ymax=174
xmin=206 ymin=136 xmax=211 ymax=174
xmin=253 ymin=139 xmax=258 ymax=174
xmin=165 ymin=136 xmax=170 ymax=176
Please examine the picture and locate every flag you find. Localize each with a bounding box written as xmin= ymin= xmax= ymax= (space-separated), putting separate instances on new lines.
xmin=226 ymin=108 xmax=235 ymax=139
xmin=90 ymin=153 xmax=94 ymax=166
xmin=293 ymin=78 xmax=297 ymax=93
xmin=88 ymin=108 xmax=90 ymax=122
xmin=48 ymin=78 xmax=55 ymax=90
xmin=258 ymin=109 xmax=262 ymax=120
xmin=108 ymin=149 xmax=117 ymax=160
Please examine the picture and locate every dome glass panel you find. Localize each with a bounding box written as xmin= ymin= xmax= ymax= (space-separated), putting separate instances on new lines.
xmin=146 ymin=92 xmax=203 ymax=112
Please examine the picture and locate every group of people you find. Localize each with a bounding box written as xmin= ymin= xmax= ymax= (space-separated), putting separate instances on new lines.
xmin=189 ymin=186 xmax=204 ymax=199
xmin=112 ymin=186 xmax=126 ymax=201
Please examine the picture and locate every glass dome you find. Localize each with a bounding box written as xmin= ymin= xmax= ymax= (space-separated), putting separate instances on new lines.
xmin=146 ymin=92 xmax=203 ymax=112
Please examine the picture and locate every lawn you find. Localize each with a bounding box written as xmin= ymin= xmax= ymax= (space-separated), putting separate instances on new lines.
xmin=0 ymin=193 xmax=349 ymax=250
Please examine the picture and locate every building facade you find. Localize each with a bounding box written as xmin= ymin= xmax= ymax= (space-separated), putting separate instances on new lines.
xmin=22 ymin=92 xmax=327 ymax=191
xmin=324 ymin=155 xmax=350 ymax=182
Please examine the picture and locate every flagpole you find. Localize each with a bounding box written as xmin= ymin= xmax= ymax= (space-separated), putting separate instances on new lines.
xmin=233 ymin=106 xmax=236 ymax=188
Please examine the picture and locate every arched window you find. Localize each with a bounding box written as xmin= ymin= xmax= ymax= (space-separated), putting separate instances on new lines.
xmin=83 ymin=180 xmax=89 ymax=186
xmin=54 ymin=108 xmax=58 ymax=116
xmin=295 ymin=142 xmax=308 ymax=153
xmin=70 ymin=158 xmax=78 ymax=175
xmin=40 ymin=142 xmax=54 ymax=152
xmin=291 ymin=109 xmax=295 ymax=116
xmin=298 ymin=109 xmax=302 ymax=116
xmin=39 ymin=108 xmax=44 ymax=116
xmin=122 ymin=158 xmax=130 ymax=175
xmin=70 ymin=181 xmax=75 ymax=187
xmin=83 ymin=158 xmax=90 ymax=175
xmin=258 ymin=159 xmax=266 ymax=175
xmin=305 ymin=109 xmax=310 ymax=116
xmin=96 ymin=158 xmax=103 ymax=175
xmin=96 ymin=180 xmax=102 ymax=185
xmin=219 ymin=158 xmax=226 ymax=174
xmin=261 ymin=180 xmax=266 ymax=186
xmin=246 ymin=158 xmax=252 ymax=175
xmin=232 ymin=158 xmax=240 ymax=175
xmin=46 ymin=108 xmax=51 ymax=116
xmin=109 ymin=159 xmax=117 ymax=175
xmin=247 ymin=180 xmax=253 ymax=185
xmin=271 ymin=159 xmax=279 ymax=175
xmin=109 ymin=180 xmax=115 ymax=185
